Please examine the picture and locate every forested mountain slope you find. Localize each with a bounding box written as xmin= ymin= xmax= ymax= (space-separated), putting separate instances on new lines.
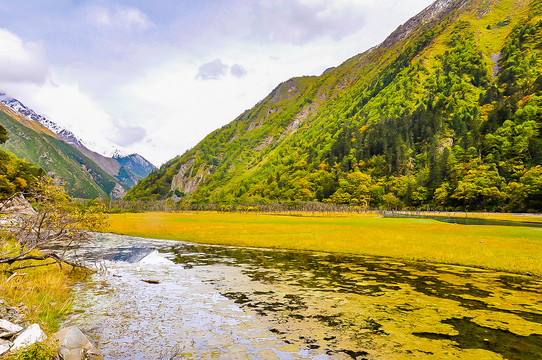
xmin=0 ymin=95 xmax=157 ymax=189
xmin=0 ymin=123 xmax=43 ymax=199
xmin=127 ymin=0 xmax=542 ymax=211
xmin=0 ymin=104 xmax=122 ymax=199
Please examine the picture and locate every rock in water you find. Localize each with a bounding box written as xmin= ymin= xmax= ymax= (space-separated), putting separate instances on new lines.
xmin=142 ymin=279 xmax=160 ymax=284
xmin=56 ymin=326 xmax=103 ymax=360
xmin=10 ymin=324 xmax=46 ymax=351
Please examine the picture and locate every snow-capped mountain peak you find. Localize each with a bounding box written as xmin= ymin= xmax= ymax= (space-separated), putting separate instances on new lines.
xmin=110 ymin=148 xmax=129 ymax=158
xmin=0 ymin=92 xmax=83 ymax=145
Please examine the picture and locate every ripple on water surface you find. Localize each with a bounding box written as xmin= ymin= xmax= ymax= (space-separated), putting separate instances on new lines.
xmin=67 ymin=233 xmax=542 ymax=359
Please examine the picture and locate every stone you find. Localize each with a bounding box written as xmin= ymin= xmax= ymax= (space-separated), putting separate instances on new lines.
xmin=0 ymin=194 xmax=35 ymax=216
xmin=84 ymin=347 xmax=103 ymax=360
xmin=142 ymin=279 xmax=160 ymax=284
xmin=109 ymin=183 xmax=127 ymax=200
xmin=56 ymin=326 xmax=103 ymax=360
xmin=10 ymin=324 xmax=46 ymax=351
xmin=0 ymin=342 xmax=10 ymax=356
xmin=0 ymin=319 xmax=23 ymax=338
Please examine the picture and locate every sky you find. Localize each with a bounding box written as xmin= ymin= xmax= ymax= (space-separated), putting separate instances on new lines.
xmin=0 ymin=0 xmax=434 ymax=166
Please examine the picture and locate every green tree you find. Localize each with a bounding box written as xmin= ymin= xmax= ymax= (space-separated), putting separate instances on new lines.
xmin=381 ymin=193 xmax=403 ymax=210
xmin=520 ymin=166 xmax=542 ymax=210
xmin=0 ymin=124 xmax=7 ymax=144
xmin=452 ymin=165 xmax=506 ymax=210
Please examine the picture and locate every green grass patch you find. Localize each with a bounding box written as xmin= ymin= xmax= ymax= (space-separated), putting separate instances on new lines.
xmin=108 ymin=212 xmax=542 ymax=277
xmin=0 ymin=257 xmax=87 ymax=333
xmin=4 ymin=342 xmax=57 ymax=360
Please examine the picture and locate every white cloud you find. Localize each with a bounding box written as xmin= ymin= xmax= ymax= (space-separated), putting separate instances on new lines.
xmin=11 ymin=79 xmax=129 ymax=155
xmin=249 ymin=0 xmax=434 ymax=44
xmin=86 ymin=5 xmax=153 ymax=32
xmin=196 ymin=60 xmax=249 ymax=81
xmin=0 ymin=29 xmax=48 ymax=84
xmin=251 ymin=0 xmax=366 ymax=44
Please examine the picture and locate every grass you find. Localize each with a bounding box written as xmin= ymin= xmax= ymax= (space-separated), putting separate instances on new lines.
xmin=0 ymin=255 xmax=87 ymax=333
xmin=0 ymin=261 xmax=84 ymax=360
xmin=4 ymin=342 xmax=57 ymax=360
xmin=471 ymin=0 xmax=530 ymax=57
xmin=107 ymin=212 xmax=542 ymax=277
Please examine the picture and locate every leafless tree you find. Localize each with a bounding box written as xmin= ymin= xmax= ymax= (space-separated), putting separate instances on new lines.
xmin=0 ymin=177 xmax=107 ymax=272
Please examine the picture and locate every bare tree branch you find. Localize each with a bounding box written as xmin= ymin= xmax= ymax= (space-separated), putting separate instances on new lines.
xmin=0 ymin=177 xmax=107 ymax=273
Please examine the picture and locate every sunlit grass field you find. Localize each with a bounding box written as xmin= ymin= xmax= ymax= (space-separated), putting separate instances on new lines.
xmin=107 ymin=212 xmax=542 ymax=277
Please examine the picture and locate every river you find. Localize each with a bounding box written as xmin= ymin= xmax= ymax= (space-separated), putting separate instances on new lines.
xmin=66 ymin=233 xmax=542 ymax=359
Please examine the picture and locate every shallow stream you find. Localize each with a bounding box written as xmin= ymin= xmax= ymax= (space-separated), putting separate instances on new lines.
xmin=66 ymin=233 xmax=542 ymax=359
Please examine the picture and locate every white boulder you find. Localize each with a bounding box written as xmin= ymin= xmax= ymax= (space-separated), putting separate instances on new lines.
xmin=10 ymin=324 xmax=46 ymax=352
xmin=0 ymin=319 xmax=23 ymax=338
xmin=0 ymin=340 xmax=10 ymax=356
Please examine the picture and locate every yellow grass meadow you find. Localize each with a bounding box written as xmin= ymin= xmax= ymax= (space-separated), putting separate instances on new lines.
xmin=107 ymin=212 xmax=542 ymax=277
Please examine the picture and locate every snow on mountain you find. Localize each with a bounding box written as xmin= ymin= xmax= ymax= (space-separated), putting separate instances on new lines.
xmin=0 ymin=93 xmax=129 ymax=158
xmin=110 ymin=148 xmax=129 ymax=158
xmin=0 ymin=92 xmax=156 ymax=192
xmin=115 ymin=153 xmax=157 ymax=178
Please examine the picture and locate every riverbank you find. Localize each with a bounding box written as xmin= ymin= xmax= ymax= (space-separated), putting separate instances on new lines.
xmin=0 ymin=259 xmax=85 ymax=332
xmin=107 ymin=212 xmax=542 ymax=277
xmin=0 ymin=249 xmax=98 ymax=359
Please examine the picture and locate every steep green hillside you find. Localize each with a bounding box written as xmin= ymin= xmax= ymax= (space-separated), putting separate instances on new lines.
xmin=127 ymin=0 xmax=542 ymax=212
xmin=0 ymin=94 xmax=155 ymax=191
xmin=0 ymin=108 xmax=121 ymax=199
xmin=0 ymin=124 xmax=44 ymax=199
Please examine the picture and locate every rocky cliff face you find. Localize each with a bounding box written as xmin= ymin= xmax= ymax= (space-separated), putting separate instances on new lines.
xmin=110 ymin=183 xmax=128 ymax=200
xmin=170 ymin=159 xmax=212 ymax=195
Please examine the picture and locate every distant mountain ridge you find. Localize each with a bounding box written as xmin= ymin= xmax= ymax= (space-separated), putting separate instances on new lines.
xmin=127 ymin=0 xmax=542 ymax=212
xmin=0 ymin=94 xmax=156 ymax=190
xmin=0 ymin=93 xmax=123 ymax=156
xmin=0 ymin=101 xmax=121 ymax=198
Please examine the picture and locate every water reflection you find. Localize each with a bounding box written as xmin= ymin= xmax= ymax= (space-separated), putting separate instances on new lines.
xmin=383 ymin=214 xmax=542 ymax=228
xmin=67 ymin=233 xmax=542 ymax=359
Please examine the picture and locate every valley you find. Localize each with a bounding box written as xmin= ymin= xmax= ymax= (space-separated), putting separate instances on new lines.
xmin=0 ymin=0 xmax=541 ymax=358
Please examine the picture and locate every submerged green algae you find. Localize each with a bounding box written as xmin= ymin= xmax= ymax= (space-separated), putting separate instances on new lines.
xmin=169 ymin=244 xmax=542 ymax=359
